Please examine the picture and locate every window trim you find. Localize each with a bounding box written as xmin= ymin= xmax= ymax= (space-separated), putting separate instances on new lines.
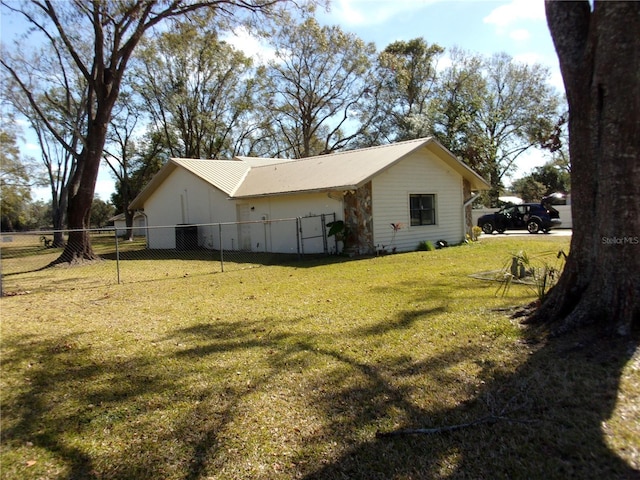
xmin=409 ymin=193 xmax=437 ymax=226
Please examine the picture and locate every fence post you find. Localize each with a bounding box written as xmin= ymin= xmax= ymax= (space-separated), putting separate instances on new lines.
xmin=321 ymin=214 xmax=328 ymax=254
xmin=218 ymin=223 xmax=224 ymax=272
xmin=296 ymin=217 xmax=301 ymax=259
xmin=114 ymin=229 xmax=121 ymax=284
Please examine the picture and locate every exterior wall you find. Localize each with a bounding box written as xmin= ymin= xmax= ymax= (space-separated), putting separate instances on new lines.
xmin=144 ymin=168 xmax=236 ymax=249
xmin=114 ymin=216 xmax=147 ymax=237
xmin=371 ymin=150 xmax=465 ymax=252
xmin=463 ymin=179 xmax=473 ymax=236
xmin=235 ymin=192 xmax=344 ymax=254
xmin=143 ymin=169 xmax=342 ymax=252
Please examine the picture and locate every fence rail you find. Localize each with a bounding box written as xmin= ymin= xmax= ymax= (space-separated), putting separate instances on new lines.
xmin=1 ymin=214 xmax=337 ymax=295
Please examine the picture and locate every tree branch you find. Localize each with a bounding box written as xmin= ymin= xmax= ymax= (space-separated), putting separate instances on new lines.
xmin=376 ymin=415 xmax=537 ymax=438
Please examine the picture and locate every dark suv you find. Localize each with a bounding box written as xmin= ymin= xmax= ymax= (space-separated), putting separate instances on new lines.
xmin=477 ymin=199 xmax=561 ymax=234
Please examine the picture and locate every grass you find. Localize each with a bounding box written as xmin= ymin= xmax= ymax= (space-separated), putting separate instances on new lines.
xmin=1 ymin=235 xmax=638 ymax=479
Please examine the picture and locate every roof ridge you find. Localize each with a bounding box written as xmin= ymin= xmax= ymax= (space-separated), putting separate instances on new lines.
xmin=172 ymin=157 xmax=240 ymax=163
xmin=246 ymin=137 xmax=433 ymax=170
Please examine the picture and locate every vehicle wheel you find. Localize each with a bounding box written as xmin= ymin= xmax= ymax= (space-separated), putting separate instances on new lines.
xmin=527 ymin=220 xmax=541 ymax=234
xmin=481 ymin=222 xmax=494 ymax=234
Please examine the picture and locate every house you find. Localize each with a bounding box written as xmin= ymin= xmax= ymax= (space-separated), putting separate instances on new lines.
xmin=110 ymin=211 xmax=147 ymax=237
xmin=129 ymin=137 xmax=490 ymax=254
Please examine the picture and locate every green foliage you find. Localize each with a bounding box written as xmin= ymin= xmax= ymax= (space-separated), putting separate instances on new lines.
xmin=495 ymin=249 xmax=567 ymax=300
xmin=0 ymin=128 xmax=33 ymax=231
xmin=132 ymin=11 xmax=258 ymax=159
xmin=264 ymin=15 xmax=378 ymax=157
xmin=326 ymin=220 xmax=345 ymax=238
xmin=512 ymin=156 xmax=571 ymax=202
xmin=417 ymin=240 xmax=435 ymax=251
xmin=510 ymin=176 xmax=547 ymax=203
xmin=90 ymin=198 xmax=116 ymax=228
xmin=377 ymin=38 xmax=444 ymax=141
xmin=432 ymin=51 xmax=563 ymax=206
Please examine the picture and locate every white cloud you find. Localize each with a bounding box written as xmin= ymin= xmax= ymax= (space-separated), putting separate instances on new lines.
xmin=326 ymin=0 xmax=440 ymax=27
xmin=435 ymin=52 xmax=453 ymax=72
xmin=509 ymin=28 xmax=530 ymax=41
xmin=483 ymin=0 xmax=545 ymax=28
xmin=513 ymin=52 xmax=544 ymax=65
xmin=223 ymin=26 xmax=277 ymax=64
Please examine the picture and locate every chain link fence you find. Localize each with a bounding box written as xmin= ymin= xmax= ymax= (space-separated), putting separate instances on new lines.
xmin=1 ymin=214 xmax=338 ymax=295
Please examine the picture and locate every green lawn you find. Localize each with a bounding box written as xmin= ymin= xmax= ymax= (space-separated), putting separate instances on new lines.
xmin=1 ymin=236 xmax=638 ymax=479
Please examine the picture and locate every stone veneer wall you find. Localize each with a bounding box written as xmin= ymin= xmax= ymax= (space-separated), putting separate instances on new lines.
xmin=463 ymin=178 xmax=473 ymax=236
xmin=343 ymin=182 xmax=374 ymax=255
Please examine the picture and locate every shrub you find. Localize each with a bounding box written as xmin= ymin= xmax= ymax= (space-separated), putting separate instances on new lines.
xmin=417 ymin=240 xmax=435 ymax=251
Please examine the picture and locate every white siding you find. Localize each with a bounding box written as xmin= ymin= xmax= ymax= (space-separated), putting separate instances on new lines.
xmin=371 ymin=150 xmax=464 ymax=251
xmin=114 ymin=216 xmax=147 ymax=237
xmin=235 ymin=193 xmax=343 ymax=254
xmin=144 ymin=168 xmax=236 ymax=249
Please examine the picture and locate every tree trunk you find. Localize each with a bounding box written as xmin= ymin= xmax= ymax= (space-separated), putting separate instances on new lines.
xmin=56 ymin=126 xmax=108 ymax=263
xmin=51 ymin=184 xmax=68 ymax=248
xmin=528 ymin=1 xmax=640 ymax=335
xmin=124 ymin=210 xmax=134 ymax=242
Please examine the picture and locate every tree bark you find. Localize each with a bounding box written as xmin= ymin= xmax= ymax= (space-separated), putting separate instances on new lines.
xmin=57 ymin=117 xmax=111 ymax=263
xmin=528 ymin=1 xmax=640 ymax=335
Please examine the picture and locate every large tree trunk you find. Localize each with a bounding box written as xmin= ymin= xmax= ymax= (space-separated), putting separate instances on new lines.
xmin=56 ymin=123 xmax=109 ymax=263
xmin=528 ymin=1 xmax=640 ymax=335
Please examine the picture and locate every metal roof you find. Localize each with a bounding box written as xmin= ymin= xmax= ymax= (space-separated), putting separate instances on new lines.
xmin=232 ymin=137 xmax=490 ymax=198
xmin=174 ymin=159 xmax=250 ymax=195
xmin=129 ymin=138 xmax=489 ymax=210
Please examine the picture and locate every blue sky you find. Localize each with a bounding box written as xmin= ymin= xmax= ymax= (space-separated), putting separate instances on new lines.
xmin=220 ymin=0 xmax=566 ymax=188
xmin=313 ymin=0 xmax=566 ymax=180
xmin=316 ymin=0 xmax=561 ymax=95
xmin=4 ymin=0 xmax=564 ymax=201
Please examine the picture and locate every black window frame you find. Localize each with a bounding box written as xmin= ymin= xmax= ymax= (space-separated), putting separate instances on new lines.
xmin=409 ymin=194 xmax=436 ymax=226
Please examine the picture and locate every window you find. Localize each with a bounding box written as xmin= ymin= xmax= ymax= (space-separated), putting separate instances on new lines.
xmin=410 ymin=194 xmax=436 ymax=226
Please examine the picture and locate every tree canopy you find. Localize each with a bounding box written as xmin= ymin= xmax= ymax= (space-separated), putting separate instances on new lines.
xmin=0 ymin=0 xmax=299 ymax=262
xmin=2 ymin=3 xmax=565 ymax=244
xmin=0 ymin=126 xmax=34 ymax=231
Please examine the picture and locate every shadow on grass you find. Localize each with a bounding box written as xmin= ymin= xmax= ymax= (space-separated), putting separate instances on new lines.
xmin=300 ymin=325 xmax=639 ymax=480
xmin=167 ymin=311 xmax=639 ymax=479
xmin=2 ymin=311 xmax=637 ymax=479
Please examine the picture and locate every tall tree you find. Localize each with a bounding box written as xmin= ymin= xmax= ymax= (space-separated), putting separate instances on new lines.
xmin=0 ymin=126 xmax=34 ymax=231
xmin=473 ymin=53 xmax=562 ymax=205
xmin=133 ymin=11 xmax=260 ymax=159
xmin=432 ymin=51 xmax=562 ymax=206
xmin=1 ymin=0 xmax=295 ymax=263
xmin=263 ymin=16 xmax=377 ymax=158
xmin=89 ymin=197 xmax=115 ymax=229
xmin=511 ymin=156 xmax=571 ymax=202
xmin=103 ymin=91 xmax=143 ymax=240
xmin=432 ymin=49 xmax=485 ymax=161
xmin=2 ymin=51 xmax=87 ymax=246
xmin=376 ymin=38 xmax=443 ymax=141
xmin=528 ymin=1 xmax=639 ymax=334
